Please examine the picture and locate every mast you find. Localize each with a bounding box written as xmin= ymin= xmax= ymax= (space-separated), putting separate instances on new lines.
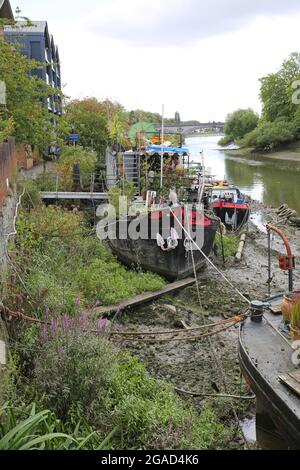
xmin=160 ymin=104 xmax=165 ymax=189
xmin=198 ymin=150 xmax=205 ymax=204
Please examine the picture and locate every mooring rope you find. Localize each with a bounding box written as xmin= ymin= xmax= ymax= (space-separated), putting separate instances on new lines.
xmin=169 ymin=206 xmax=251 ymax=305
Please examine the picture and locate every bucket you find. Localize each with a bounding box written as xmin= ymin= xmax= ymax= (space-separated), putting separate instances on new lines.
xmin=281 ymin=291 xmax=300 ymax=322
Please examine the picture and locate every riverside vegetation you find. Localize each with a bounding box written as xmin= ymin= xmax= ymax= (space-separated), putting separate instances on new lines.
xmin=219 ymin=53 xmax=300 ymax=153
xmin=0 ymin=185 xmax=239 ymax=450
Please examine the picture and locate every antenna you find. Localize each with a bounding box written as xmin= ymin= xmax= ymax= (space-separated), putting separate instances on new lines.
xmin=160 ymin=104 xmax=165 ymax=189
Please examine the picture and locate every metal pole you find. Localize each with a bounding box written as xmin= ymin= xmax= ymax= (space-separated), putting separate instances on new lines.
xmin=289 ymin=270 xmax=294 ymax=293
xmin=219 ymin=225 xmax=226 ymax=267
xmin=160 ymin=104 xmax=164 ymax=189
xmin=198 ymin=151 xmax=205 ymax=204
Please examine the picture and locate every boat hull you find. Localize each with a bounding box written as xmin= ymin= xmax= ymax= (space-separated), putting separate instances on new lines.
xmin=239 ymin=296 xmax=300 ymax=450
xmin=212 ymin=202 xmax=250 ymax=232
xmin=109 ymin=212 xmax=219 ymax=281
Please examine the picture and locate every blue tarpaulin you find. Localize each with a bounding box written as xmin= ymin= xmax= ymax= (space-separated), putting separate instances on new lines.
xmin=146 ymin=145 xmax=189 ymax=155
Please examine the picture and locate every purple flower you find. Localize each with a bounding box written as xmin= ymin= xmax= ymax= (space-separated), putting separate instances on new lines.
xmin=61 ymin=316 xmax=73 ymax=332
xmin=44 ymin=307 xmax=50 ymax=318
xmin=75 ymin=297 xmax=81 ymax=306
xmin=58 ymin=347 xmax=65 ymax=354
xmin=50 ymin=320 xmax=57 ymax=331
xmin=96 ymin=318 xmax=108 ymax=331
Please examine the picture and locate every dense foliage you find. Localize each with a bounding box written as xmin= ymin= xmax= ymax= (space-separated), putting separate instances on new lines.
xmin=7 ymin=203 xmax=165 ymax=315
xmin=219 ymin=109 xmax=259 ymax=146
xmin=241 ymin=117 xmax=296 ymax=150
xmin=221 ymin=53 xmax=300 ymax=151
xmin=65 ymin=98 xmax=111 ymax=158
xmin=0 ymin=22 xmax=64 ymax=149
xmin=55 ymin=146 xmax=98 ymax=191
xmin=1 ymin=319 xmax=231 ymax=450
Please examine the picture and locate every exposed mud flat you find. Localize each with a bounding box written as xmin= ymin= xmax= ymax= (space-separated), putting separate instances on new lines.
xmin=116 ymin=199 xmax=300 ymax=448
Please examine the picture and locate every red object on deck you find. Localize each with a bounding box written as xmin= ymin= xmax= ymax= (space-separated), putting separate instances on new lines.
xmin=150 ymin=207 xmax=216 ymax=227
xmin=212 ymin=201 xmax=249 ymax=211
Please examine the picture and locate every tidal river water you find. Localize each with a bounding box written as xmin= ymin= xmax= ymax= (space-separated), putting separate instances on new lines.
xmin=186 ymin=135 xmax=300 ymax=213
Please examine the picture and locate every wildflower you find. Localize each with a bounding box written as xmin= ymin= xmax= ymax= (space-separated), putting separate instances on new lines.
xmin=50 ymin=320 xmax=57 ymax=331
xmin=44 ymin=307 xmax=50 ymax=318
xmin=61 ymin=316 xmax=73 ymax=332
xmin=96 ymin=318 xmax=108 ymax=331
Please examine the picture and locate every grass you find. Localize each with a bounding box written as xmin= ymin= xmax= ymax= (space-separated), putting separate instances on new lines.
xmin=4 ymin=329 xmax=235 ymax=451
xmin=0 ymin=403 xmax=117 ymax=450
xmin=6 ymin=204 xmax=165 ymax=316
xmin=2 ymin=189 xmax=241 ymax=451
xmin=291 ymin=298 xmax=300 ymax=330
xmin=215 ymin=233 xmax=240 ymax=258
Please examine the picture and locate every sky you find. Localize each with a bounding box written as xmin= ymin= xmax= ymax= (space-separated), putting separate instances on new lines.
xmin=9 ymin=0 xmax=300 ymax=121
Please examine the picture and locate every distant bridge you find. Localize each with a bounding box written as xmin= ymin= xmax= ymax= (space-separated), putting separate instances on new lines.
xmin=155 ymin=122 xmax=224 ymax=135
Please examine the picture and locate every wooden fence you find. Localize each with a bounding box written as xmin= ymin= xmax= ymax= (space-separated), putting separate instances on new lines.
xmin=0 ymin=137 xmax=16 ymax=207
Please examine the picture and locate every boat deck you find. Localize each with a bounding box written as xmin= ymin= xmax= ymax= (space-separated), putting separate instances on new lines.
xmin=239 ymin=295 xmax=300 ymax=448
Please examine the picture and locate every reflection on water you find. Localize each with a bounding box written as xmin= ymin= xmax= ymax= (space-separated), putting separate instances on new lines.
xmin=186 ymin=135 xmax=300 ymax=213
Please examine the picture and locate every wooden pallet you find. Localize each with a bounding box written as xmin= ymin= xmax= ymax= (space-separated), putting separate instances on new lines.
xmin=279 ymin=370 xmax=300 ymax=397
xmin=94 ymin=277 xmax=196 ymax=315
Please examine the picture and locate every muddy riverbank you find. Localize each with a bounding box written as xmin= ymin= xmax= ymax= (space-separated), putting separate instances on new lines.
xmin=224 ymin=143 xmax=300 ymax=162
xmin=110 ymin=198 xmax=300 ymax=449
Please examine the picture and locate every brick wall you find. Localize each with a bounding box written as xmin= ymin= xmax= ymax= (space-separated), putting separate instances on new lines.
xmin=0 ymin=137 xmax=16 ymax=207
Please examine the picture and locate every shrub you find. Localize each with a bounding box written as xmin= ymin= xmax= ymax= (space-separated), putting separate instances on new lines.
xmin=10 ymin=206 xmax=165 ymax=314
xmin=33 ymin=322 xmax=117 ymax=425
xmin=220 ymin=109 xmax=259 ymax=145
xmin=215 ymin=234 xmax=239 ymax=257
xmin=55 ymin=146 xmax=97 ymax=191
xmin=241 ymin=118 xmax=296 ymax=150
xmin=31 ymin=324 xmax=231 ymax=450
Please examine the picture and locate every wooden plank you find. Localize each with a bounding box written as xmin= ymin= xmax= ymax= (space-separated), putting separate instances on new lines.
xmin=279 ymin=372 xmax=300 ymax=398
xmin=288 ymin=370 xmax=300 ymax=386
xmin=94 ymin=277 xmax=196 ymax=315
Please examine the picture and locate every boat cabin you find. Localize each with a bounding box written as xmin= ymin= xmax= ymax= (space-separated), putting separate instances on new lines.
xmin=207 ymin=186 xmax=244 ymax=205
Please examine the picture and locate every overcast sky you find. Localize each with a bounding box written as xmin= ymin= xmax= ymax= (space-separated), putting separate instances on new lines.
xmin=10 ymin=0 xmax=300 ymax=121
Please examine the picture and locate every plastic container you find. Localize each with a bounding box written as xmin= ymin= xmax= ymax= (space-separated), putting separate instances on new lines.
xmin=281 ymin=291 xmax=300 ymax=322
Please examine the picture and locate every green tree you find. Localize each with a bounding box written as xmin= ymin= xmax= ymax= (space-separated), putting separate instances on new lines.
xmin=219 ymin=108 xmax=259 ymax=145
xmin=108 ymin=112 xmax=129 ymax=147
xmin=260 ymin=52 xmax=300 ymax=122
xmin=175 ymin=111 xmax=181 ymax=124
xmin=65 ymin=99 xmax=110 ymax=158
xmin=241 ymin=117 xmax=295 ymax=150
xmin=0 ymin=23 xmax=64 ymax=150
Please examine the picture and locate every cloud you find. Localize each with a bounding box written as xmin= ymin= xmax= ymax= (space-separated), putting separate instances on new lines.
xmin=88 ymin=0 xmax=300 ymax=47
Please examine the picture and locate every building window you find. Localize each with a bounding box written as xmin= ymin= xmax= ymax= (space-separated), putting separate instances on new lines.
xmin=30 ymin=41 xmax=42 ymax=61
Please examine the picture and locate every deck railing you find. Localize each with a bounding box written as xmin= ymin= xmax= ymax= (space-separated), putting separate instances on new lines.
xmin=0 ymin=137 xmax=16 ymax=207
